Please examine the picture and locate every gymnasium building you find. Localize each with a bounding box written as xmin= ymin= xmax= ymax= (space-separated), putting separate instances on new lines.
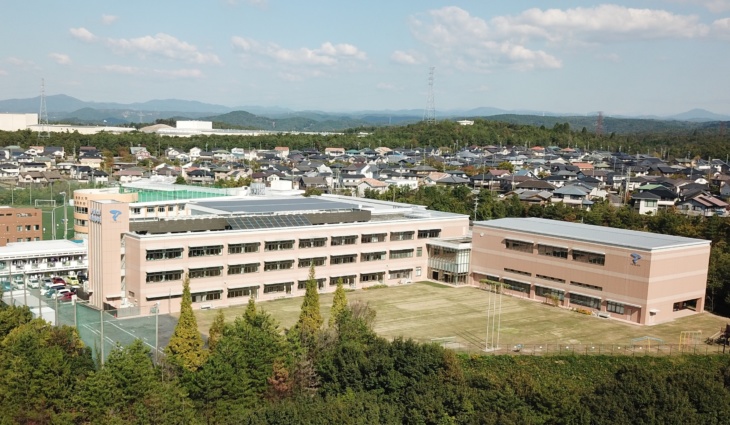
xmin=470 ymin=218 xmax=711 ymax=325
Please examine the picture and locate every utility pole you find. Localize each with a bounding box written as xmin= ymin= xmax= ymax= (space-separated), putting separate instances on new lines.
xmin=100 ymin=308 xmax=105 ymax=365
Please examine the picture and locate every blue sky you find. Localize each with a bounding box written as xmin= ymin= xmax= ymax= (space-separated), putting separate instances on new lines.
xmin=2 ymin=0 xmax=730 ymax=115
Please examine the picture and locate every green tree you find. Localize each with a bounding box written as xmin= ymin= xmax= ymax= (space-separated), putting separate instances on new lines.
xmin=297 ymin=264 xmax=323 ymax=339
xmin=329 ymin=278 xmax=347 ymax=328
xmin=174 ymin=175 xmax=186 ymax=185
xmin=166 ymin=274 xmax=207 ymax=372
xmin=208 ymin=309 xmax=225 ymax=352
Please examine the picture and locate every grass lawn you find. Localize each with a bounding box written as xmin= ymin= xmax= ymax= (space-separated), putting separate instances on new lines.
xmin=194 ymin=282 xmax=729 ymax=353
xmin=39 ymin=205 xmax=74 ymax=240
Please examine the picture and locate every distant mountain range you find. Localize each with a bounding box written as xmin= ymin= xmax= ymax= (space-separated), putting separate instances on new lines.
xmin=0 ymin=94 xmax=727 ymax=132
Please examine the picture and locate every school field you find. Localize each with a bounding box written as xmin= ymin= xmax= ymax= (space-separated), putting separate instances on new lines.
xmin=195 ymin=282 xmax=730 ymax=354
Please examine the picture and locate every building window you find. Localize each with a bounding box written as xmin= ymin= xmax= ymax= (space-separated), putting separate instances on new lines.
xmin=361 ymin=233 xmax=386 ymax=243
xmin=389 ymin=269 xmax=412 ymax=280
xmin=417 ymin=247 xmax=423 ymax=257
xmin=361 ymin=251 xmax=386 ymax=262
xmin=228 ymin=242 xmax=260 ymax=254
xmin=34 ymin=225 xmax=40 ymax=231
xmin=537 ymin=244 xmax=568 ymax=259
xmin=189 ymin=245 xmax=223 ymax=257
xmin=389 ymin=249 xmax=414 ymax=259
xmin=16 ymin=225 xmax=22 ymax=232
xmin=147 ymin=207 xmax=154 ymax=213
xmin=297 ymin=278 xmax=326 ymax=290
xmin=504 ymin=268 xmax=531 ymax=276
xmin=228 ymin=286 xmax=257 ymax=298
xmin=572 ymin=250 xmax=605 ymax=266
xmin=192 ymin=291 xmax=222 ymax=303
xmin=131 ymin=208 xmax=141 ymax=215
xmin=390 ymin=231 xmax=415 ymax=241
xmin=331 ymin=235 xmax=358 ymax=246
xmin=146 ymin=248 xmax=184 ymax=261
xmin=75 ymin=206 xmax=89 ymax=214
xmin=502 ymin=278 xmax=530 ymax=293
xmin=189 ymin=267 xmax=223 ymax=279
xmin=299 ymin=238 xmax=327 ymax=248
xmin=535 ymin=274 xmax=566 ymax=284
xmin=298 ymin=257 xmax=326 ymax=268
xmin=505 ymin=239 xmax=533 ymax=253
xmin=158 ymin=206 xmax=165 ymax=213
xmin=264 ymin=282 xmax=292 ymax=294
xmin=418 ymin=229 xmax=441 ymax=239
xmin=264 ymin=260 xmax=294 ymax=271
xmin=416 ymin=267 xmax=422 ymax=277
xmin=570 ymin=281 xmax=603 ymax=291
xmin=535 ymin=286 xmax=564 ymax=301
xmin=360 ymin=272 xmax=384 ymax=283
xmin=145 ymin=270 xmax=183 ymax=283
xmin=570 ymin=293 xmax=601 ymax=309
xmin=607 ymin=301 xmax=625 ymax=314
xmin=330 ymin=275 xmax=356 ymax=286
xmin=330 ymin=254 xmax=357 ymax=265
xmin=264 ymin=240 xmax=294 ymax=251
xmin=168 ymin=205 xmax=174 ymax=212
xmin=228 ymin=263 xmax=259 ymax=274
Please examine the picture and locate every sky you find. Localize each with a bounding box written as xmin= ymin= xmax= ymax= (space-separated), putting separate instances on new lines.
xmin=2 ymin=0 xmax=730 ymax=116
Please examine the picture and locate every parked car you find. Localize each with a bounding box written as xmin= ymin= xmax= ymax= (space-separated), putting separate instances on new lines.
xmin=27 ymin=277 xmax=40 ymax=289
xmin=57 ymin=291 xmax=74 ymax=302
xmin=77 ymin=272 xmax=88 ymax=283
xmin=42 ymin=278 xmax=54 ymax=289
xmin=1 ymin=282 xmax=13 ymax=292
xmin=65 ymin=276 xmax=79 ymax=285
xmin=51 ymin=288 xmax=71 ymax=300
xmin=52 ymin=277 xmax=66 ymax=285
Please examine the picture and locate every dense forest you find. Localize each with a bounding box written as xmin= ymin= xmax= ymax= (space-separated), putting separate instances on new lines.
xmin=3 ymin=274 xmax=730 ymax=424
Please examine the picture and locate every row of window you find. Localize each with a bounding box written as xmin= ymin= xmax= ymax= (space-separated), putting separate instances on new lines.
xmin=148 ymin=232 xmax=437 ymax=260
xmin=132 ymin=205 xmax=184 ymax=214
xmin=147 ymin=269 xmax=412 ymax=287
xmin=15 ymin=225 xmax=40 ymax=232
xmin=505 ymin=239 xmax=606 ymax=266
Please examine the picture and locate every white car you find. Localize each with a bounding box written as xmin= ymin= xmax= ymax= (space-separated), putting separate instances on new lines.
xmin=52 ymin=288 xmax=71 ymax=299
xmin=27 ymin=278 xmax=40 ymax=289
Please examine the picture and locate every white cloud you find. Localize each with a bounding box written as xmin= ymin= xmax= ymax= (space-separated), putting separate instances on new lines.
xmin=49 ymin=53 xmax=72 ymax=65
xmin=107 ymin=33 xmax=221 ymax=65
xmin=70 ymin=27 xmax=97 ymax=42
xmin=667 ymin=0 xmax=730 ymax=13
xmin=6 ymin=57 xmax=37 ymax=70
xmin=232 ymin=36 xmax=367 ymax=79
xmin=102 ymin=64 xmax=143 ymax=75
xmin=101 ymin=14 xmax=118 ymax=25
xmin=390 ymin=50 xmax=424 ymax=65
xmin=407 ymin=5 xmax=715 ymax=72
xmin=102 ymin=64 xmax=204 ymax=78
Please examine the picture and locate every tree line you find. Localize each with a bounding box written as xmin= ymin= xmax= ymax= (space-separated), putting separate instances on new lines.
xmin=3 ymin=265 xmax=730 ymax=423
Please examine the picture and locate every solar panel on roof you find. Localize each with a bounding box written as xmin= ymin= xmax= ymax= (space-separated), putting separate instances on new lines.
xmin=226 ymin=214 xmax=312 ymax=230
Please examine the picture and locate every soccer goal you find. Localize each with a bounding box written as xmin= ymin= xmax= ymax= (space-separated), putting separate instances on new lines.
xmin=34 ymin=199 xmax=56 ymax=208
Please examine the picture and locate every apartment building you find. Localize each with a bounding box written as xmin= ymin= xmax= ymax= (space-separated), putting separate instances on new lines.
xmin=0 ymin=207 xmax=42 ymax=246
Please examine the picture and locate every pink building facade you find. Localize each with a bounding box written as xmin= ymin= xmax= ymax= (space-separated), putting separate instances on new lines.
xmin=470 ymin=218 xmax=711 ymax=325
xmin=89 ymin=196 xmax=469 ymax=314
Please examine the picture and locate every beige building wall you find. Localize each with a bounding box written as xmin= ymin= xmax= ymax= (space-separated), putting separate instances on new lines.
xmin=471 ymin=220 xmax=710 ymax=325
xmin=88 ymin=200 xmax=128 ymax=309
xmin=115 ymin=211 xmax=468 ymax=314
xmin=74 ymin=189 xmax=137 ymax=239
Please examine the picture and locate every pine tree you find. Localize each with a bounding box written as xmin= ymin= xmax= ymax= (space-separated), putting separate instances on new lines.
xmin=165 ymin=274 xmax=207 ymax=372
xmin=329 ymin=277 xmax=347 ymax=327
xmin=207 ymin=309 xmax=225 ymax=352
xmin=244 ymin=296 xmax=257 ymax=324
xmin=297 ymin=264 xmax=323 ymax=338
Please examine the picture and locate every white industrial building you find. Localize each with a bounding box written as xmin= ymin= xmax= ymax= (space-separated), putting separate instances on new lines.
xmin=0 ymin=113 xmax=38 ymax=131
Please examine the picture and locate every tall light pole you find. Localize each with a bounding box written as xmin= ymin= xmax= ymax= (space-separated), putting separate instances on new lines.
xmin=59 ymin=192 xmax=67 ymax=240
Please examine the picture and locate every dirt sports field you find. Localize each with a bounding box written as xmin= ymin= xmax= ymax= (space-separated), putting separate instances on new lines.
xmin=195 ymin=282 xmax=730 ymax=354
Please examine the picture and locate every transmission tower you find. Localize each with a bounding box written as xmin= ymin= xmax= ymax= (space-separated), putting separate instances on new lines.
xmin=38 ymin=78 xmax=50 ymax=139
xmin=595 ymin=111 xmax=604 ymax=137
xmin=423 ymin=66 xmax=435 ymax=124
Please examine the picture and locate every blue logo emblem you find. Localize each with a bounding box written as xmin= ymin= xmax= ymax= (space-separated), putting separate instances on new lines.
xmin=630 ymin=253 xmax=642 ymax=266
xmin=110 ymin=210 xmax=122 ymax=221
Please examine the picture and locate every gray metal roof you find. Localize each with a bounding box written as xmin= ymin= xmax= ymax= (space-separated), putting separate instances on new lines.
xmin=192 ymin=197 xmax=356 ymax=214
xmin=474 ymin=217 xmax=710 ymax=251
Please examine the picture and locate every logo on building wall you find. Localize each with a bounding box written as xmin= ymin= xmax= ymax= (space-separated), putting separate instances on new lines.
xmin=110 ymin=210 xmax=122 ymax=222
xmin=630 ymin=253 xmax=642 ymax=266
xmin=90 ymin=209 xmax=102 ymax=224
